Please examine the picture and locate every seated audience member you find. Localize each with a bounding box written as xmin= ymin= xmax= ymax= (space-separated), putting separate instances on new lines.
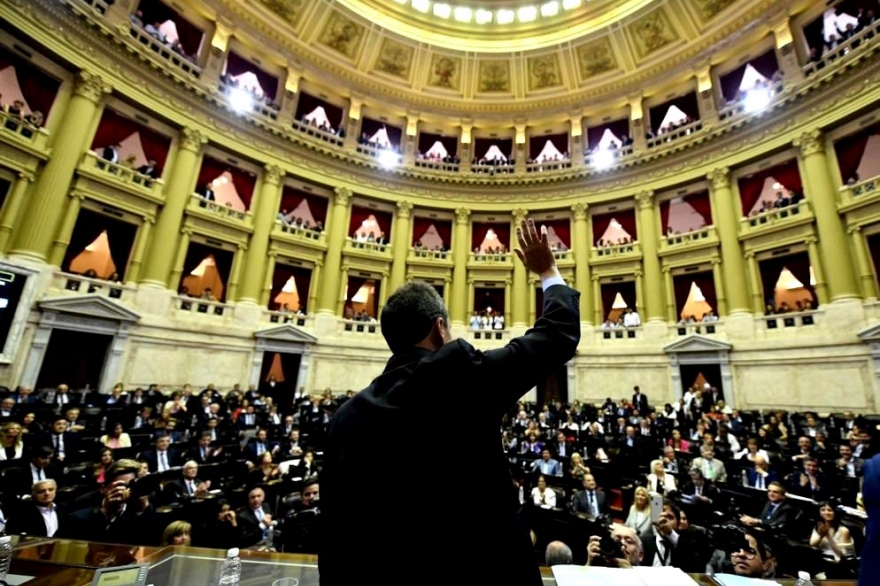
xmin=287 ymin=450 xmax=319 ymax=480
xmin=93 ymin=447 xmax=114 ymax=485
xmin=625 ymin=486 xmax=654 ymax=540
xmin=736 ymin=436 xmax=771 ymax=463
xmin=531 ymin=475 xmax=557 ymax=508
xmin=250 ymin=451 xmax=282 ymax=484
xmin=6 ymin=445 xmax=58 ymax=499
xmin=739 ymin=482 xmax=796 ymax=533
xmin=570 ymin=474 xmax=607 ymax=520
xmin=569 ymin=452 xmax=591 ymax=482
xmin=837 ymin=444 xmax=864 ymax=478
xmin=790 ymin=457 xmax=829 ymax=501
xmin=586 ymin=523 xmax=643 ymax=567
xmin=61 ymin=459 xmax=156 ymax=545
xmin=5 ymin=479 xmax=64 ymax=537
xmin=244 ymin=428 xmax=277 ymax=463
xmin=238 ymin=486 xmax=276 ymax=547
xmin=166 ymin=460 xmax=211 ymax=501
xmin=187 ymin=431 xmax=223 ymax=465
xmin=642 ymin=501 xmax=709 ymax=572
xmin=691 ymin=446 xmax=727 ymax=483
xmin=100 ymin=422 xmax=132 ymax=449
xmin=142 ymin=432 xmax=180 ymax=473
xmin=680 ymin=469 xmax=720 ymax=510
xmin=0 ymin=422 xmax=24 ymax=461
xmin=531 ymin=448 xmax=562 ymax=476
xmin=0 ymin=397 xmax=14 ymax=418
xmin=647 ymin=458 xmax=677 ymax=494
xmin=41 ymin=418 xmax=76 ymax=463
xmin=725 ymin=529 xmax=778 ymax=579
xmin=545 ymin=541 xmax=573 ymax=566
xmin=810 ymin=502 xmax=854 ymax=562
xmin=199 ymin=499 xmax=244 ymax=549
xmin=746 ymin=455 xmax=778 ymax=490
xmin=161 ymin=520 xmax=192 ymax=546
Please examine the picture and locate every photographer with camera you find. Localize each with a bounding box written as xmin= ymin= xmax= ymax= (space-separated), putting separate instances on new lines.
xmin=585 ymin=524 xmax=643 ymax=568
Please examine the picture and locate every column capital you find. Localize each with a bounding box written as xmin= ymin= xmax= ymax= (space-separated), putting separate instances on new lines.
xmin=236 ymin=242 xmax=248 ymax=251
xmin=73 ymin=70 xmax=111 ymax=103
xmin=263 ymin=164 xmax=284 ymax=185
xmin=848 ymin=224 xmax=863 ymax=235
xmin=804 ymin=235 xmax=819 ymax=245
xmin=635 ymin=191 xmax=654 ymax=210
xmin=455 ymin=207 xmax=471 ymax=225
xmin=707 ymin=167 xmax=731 ymax=190
xmin=571 ymin=202 xmax=588 ymax=220
xmin=268 ymin=250 xmax=278 ymax=258
xmin=513 ymin=209 xmax=529 ymax=222
xmin=141 ymin=215 xmax=156 ymax=225
xmin=70 ymin=190 xmax=87 ymax=201
xmin=796 ymin=129 xmax=825 ymax=157
xmin=396 ymin=201 xmax=414 ymax=218
xmin=661 ymin=266 xmax=671 ymax=274
xmin=333 ymin=186 xmax=353 ymax=206
xmin=17 ymin=171 xmax=35 ymax=182
xmin=591 ymin=275 xmax=601 ymax=282
xmin=710 ymin=257 xmax=722 ymax=265
xmin=634 ymin=270 xmax=643 ymax=278
xmin=179 ymin=128 xmax=207 ymax=152
xmin=314 ymin=259 xmax=324 ymax=268
xmin=744 ymin=250 xmax=756 ymax=259
xmin=181 ymin=227 xmax=194 ymax=237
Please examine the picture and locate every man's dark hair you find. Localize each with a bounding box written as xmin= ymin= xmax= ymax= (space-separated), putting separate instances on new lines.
xmin=663 ymin=499 xmax=681 ymax=522
xmin=31 ymin=445 xmax=54 ymax=460
xmin=303 ymin=477 xmax=319 ymax=492
xmin=380 ymin=281 xmax=448 ymax=354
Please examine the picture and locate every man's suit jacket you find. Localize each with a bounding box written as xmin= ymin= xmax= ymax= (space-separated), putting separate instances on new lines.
xmin=691 ymin=457 xmax=727 ymax=483
xmin=319 ymin=283 xmax=580 ymax=586
xmin=641 ymin=529 xmax=710 ymax=572
xmin=632 ymin=393 xmax=649 ymax=414
xmin=238 ymin=503 xmax=272 ymax=547
xmin=4 ymin=463 xmax=60 ymax=498
xmin=101 ymin=146 xmax=118 ymax=163
xmin=39 ymin=431 xmax=78 ymax=459
xmin=746 ymin=469 xmax=779 ymax=489
xmin=186 ymin=446 xmax=222 ymax=465
xmin=679 ymin=480 xmax=721 ymax=504
xmin=164 ymin=476 xmax=206 ymax=501
xmin=142 ymin=448 xmax=180 ymax=473
xmin=569 ymin=488 xmax=607 ymax=518
xmin=5 ymin=502 xmax=66 ymax=537
xmin=860 ymin=453 xmax=880 ymax=586
xmin=758 ymin=500 xmax=797 ymax=532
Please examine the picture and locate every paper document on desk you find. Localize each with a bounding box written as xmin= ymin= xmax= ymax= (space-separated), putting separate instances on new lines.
xmin=712 ymin=573 xmax=783 ymax=586
xmin=552 ymin=565 xmax=699 ymax=586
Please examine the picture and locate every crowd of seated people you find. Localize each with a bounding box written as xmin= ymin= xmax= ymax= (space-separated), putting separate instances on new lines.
xmin=583 ymin=136 xmax=634 ymax=160
xmin=469 ymin=310 xmax=505 ymax=331
xmin=601 ymin=308 xmax=642 ymax=330
xmin=178 ymin=285 xmax=217 ymax=302
xmin=97 ymin=143 xmax=158 ymax=180
xmin=471 ymin=156 xmax=516 ymax=174
xmin=526 ymin=153 xmax=572 ymax=172
xmin=595 ymin=237 xmax=635 ymax=252
xmin=678 ymin=311 xmax=719 ymax=325
xmin=414 ymin=151 xmax=460 ymax=170
xmin=0 ymin=382 xmax=339 ymax=553
xmin=218 ymin=73 xmax=281 ymax=113
xmin=808 ymin=9 xmax=878 ymax=70
xmin=276 ymin=211 xmax=324 ymax=234
xmin=764 ymin=298 xmax=815 ymax=315
xmin=129 ymin=11 xmax=199 ymax=66
xmin=1 ymin=94 xmax=44 ymax=137
xmin=750 ymin=190 xmax=804 ymax=217
xmin=647 ymin=116 xmax=700 ymax=145
xmin=342 ymin=303 xmax=376 ymax=323
xmin=412 ymin=241 xmax=448 ymax=258
xmin=296 ymin=115 xmax=343 ymax=139
xmin=503 ymin=385 xmax=872 ymax=578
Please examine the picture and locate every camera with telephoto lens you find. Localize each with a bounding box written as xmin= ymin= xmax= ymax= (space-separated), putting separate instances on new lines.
xmin=591 ymin=521 xmax=626 ymax=566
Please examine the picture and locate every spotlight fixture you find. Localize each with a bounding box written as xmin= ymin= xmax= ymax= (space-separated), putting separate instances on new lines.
xmin=518 ymin=6 xmax=538 ymax=22
xmin=433 ymin=3 xmax=451 ymax=18
xmin=593 ymin=147 xmax=614 ymax=170
xmin=475 ymin=9 xmax=493 ymax=24
xmin=743 ymin=87 xmax=772 ymax=113
xmin=227 ymin=88 xmax=254 ymax=113
xmin=497 ymin=9 xmax=515 ymax=24
xmin=378 ymin=149 xmax=400 ymax=169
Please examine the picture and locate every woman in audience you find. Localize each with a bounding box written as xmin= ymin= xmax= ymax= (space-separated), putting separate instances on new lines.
xmin=164 ymin=391 xmax=188 ymax=415
xmin=625 ymin=486 xmax=654 ymax=540
xmin=810 ymin=502 xmax=854 ymax=561
xmin=232 ymin=399 xmax=251 ymax=422
xmin=199 ymin=500 xmax=243 ymax=549
xmin=100 ymin=422 xmax=132 ymax=449
xmin=0 ymin=422 xmax=24 ymax=460
xmin=531 ymin=475 xmax=556 ymax=509
xmin=569 ymin=453 xmax=590 ymax=481
xmin=767 ymin=414 xmax=789 ymax=441
xmin=94 ymin=447 xmax=115 ymax=484
xmin=669 ymin=428 xmax=690 ymax=452
xmin=251 ymin=451 xmax=282 ymax=484
xmin=20 ymin=412 xmax=42 ymax=435
xmin=560 ymin=413 xmax=579 ymax=431
xmin=735 ymin=437 xmax=770 ymax=462
xmin=288 ymin=450 xmax=320 ymax=480
xmin=646 ymin=459 xmax=677 ymax=494
xmin=757 ymin=426 xmax=777 ymax=451
xmin=161 ymin=520 xmax=192 ymax=546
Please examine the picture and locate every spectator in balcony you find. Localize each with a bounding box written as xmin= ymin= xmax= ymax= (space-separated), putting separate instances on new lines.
xmin=129 ymin=10 xmax=143 ymax=28
xmin=198 ymin=182 xmax=215 ymax=201
xmin=137 ymin=160 xmax=157 ymax=179
xmin=144 ymin=22 xmax=166 ymax=43
xmin=24 ymin=110 xmax=43 ymax=128
xmin=6 ymin=99 xmax=24 ymax=118
xmin=101 ymin=143 xmax=121 ymax=164
xmin=623 ymin=308 xmax=641 ymax=328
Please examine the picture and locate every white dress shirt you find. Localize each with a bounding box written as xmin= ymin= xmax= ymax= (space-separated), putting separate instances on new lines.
xmin=37 ymin=504 xmax=59 ymax=537
xmin=157 ymin=450 xmax=170 ymax=472
xmin=652 ymin=531 xmax=679 ymax=566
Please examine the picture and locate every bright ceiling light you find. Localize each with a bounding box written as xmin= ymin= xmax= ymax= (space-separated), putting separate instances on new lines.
xmin=497 ymin=9 xmax=515 ymax=24
xmin=378 ymin=149 xmax=400 ymax=169
xmin=227 ymin=88 xmax=254 ymax=112
xmin=412 ymin=0 xmax=430 ymax=13
xmin=433 ymin=3 xmax=451 ymax=18
xmin=744 ymin=87 xmax=772 ymax=113
xmin=540 ymin=2 xmax=559 ymax=17
xmin=562 ymin=0 xmax=582 ymax=8
xmin=593 ymin=147 xmax=614 ymax=170
xmin=518 ymin=6 xmax=538 ymax=22
xmin=475 ymin=9 xmax=493 ymax=23
xmin=453 ymin=6 xmax=472 ymax=22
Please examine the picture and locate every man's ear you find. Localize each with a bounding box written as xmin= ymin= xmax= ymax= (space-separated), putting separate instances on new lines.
xmin=432 ymin=316 xmax=449 ymax=346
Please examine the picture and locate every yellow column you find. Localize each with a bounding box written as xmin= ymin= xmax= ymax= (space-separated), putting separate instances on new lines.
xmin=806 ymin=237 xmax=829 ymax=306
xmin=238 ymin=165 xmax=284 ymax=303
xmin=226 ymin=243 xmax=246 ymax=302
xmin=141 ymin=128 xmax=206 ymax=287
xmin=708 ymin=168 xmax=751 ymax=313
xmin=0 ymin=171 xmax=34 ymax=253
xmin=635 ymin=270 xmax=646 ymax=317
xmin=168 ymin=229 xmax=192 ymax=292
xmin=378 ymin=270 xmax=390 ymax=313
xmin=663 ymin=268 xmax=676 ymax=322
xmin=124 ymin=217 xmax=154 ymax=285
xmin=745 ymin=252 xmax=764 ymax=313
xmin=466 ymin=279 xmax=475 ymax=316
xmin=443 ymin=277 xmax=451 ymax=308
xmin=528 ymin=280 xmax=537 ymax=324
xmin=317 ymin=187 xmax=352 ymax=315
xmin=450 ymin=208 xmax=470 ymax=326
xmin=335 ymin=267 xmax=350 ymax=316
xmin=796 ymin=130 xmax=859 ymax=300
xmin=571 ymin=203 xmax=593 ymax=323
xmin=504 ymin=279 xmax=512 ymax=327
xmin=261 ymin=252 xmax=277 ymax=307
xmin=48 ymin=192 xmax=85 ymax=267
xmin=592 ymin=276 xmax=602 ymax=324
xmin=308 ymin=260 xmax=322 ymax=314
xmin=850 ymin=226 xmax=878 ymax=300
xmin=389 ymin=201 xmax=413 ymax=293
xmin=512 ymin=209 xmax=529 ymax=327
xmin=10 ymin=71 xmax=109 ymax=261
xmin=712 ymin=259 xmax=728 ymax=317
xmin=636 ymin=191 xmax=664 ymax=321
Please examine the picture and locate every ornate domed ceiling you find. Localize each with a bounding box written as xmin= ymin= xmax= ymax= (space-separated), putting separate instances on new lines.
xmin=206 ymin=0 xmax=810 ymax=119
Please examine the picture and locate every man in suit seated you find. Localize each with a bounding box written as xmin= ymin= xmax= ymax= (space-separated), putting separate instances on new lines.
xmin=10 ymin=386 xmax=35 ymax=405
xmin=198 ymin=182 xmax=215 ymax=201
xmin=142 ymin=433 xmax=180 ymax=474
xmin=746 ymin=455 xmax=779 ymax=490
xmin=740 ymin=481 xmax=797 ymax=534
xmin=531 ymin=448 xmax=562 ymax=476
xmin=678 ymin=469 xmax=720 ymax=526
xmin=244 ymin=428 xmax=277 ymax=463
xmin=164 ymin=460 xmax=211 ymax=502
xmin=691 ymin=446 xmax=727 ymax=484
xmin=5 ymin=479 xmax=64 ymax=537
xmin=5 ymin=445 xmax=59 ymax=499
xmin=641 ymin=501 xmax=710 ymax=572
xmin=44 ymin=384 xmax=78 ymax=411
xmin=40 ymin=418 xmax=78 ymax=463
xmin=570 ymin=474 xmax=607 ymax=520
xmin=789 ymin=456 xmax=829 ymax=501
xmin=0 ymin=397 xmax=14 ymax=419
xmin=187 ymin=431 xmax=224 ymax=465
xmin=238 ymin=486 xmax=275 ymax=548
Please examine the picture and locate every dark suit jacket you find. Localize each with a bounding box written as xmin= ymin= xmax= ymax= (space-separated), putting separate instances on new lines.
xmin=5 ymin=502 xmax=66 ymax=537
xmin=632 ymin=393 xmax=649 ymax=414
xmin=679 ymin=480 xmax=721 ymax=504
xmin=569 ymin=488 xmax=607 ymax=518
xmin=861 ymin=454 xmax=880 ymax=586
xmin=319 ymin=283 xmax=580 ymax=586
xmin=237 ymin=503 xmax=273 ymax=547
xmin=641 ymin=529 xmax=710 ymax=572
xmin=4 ymin=463 xmax=60 ymax=498
xmin=142 ymin=448 xmax=180 ymax=473
xmin=746 ymin=469 xmax=779 ymax=489
xmin=758 ymin=500 xmax=797 ymax=532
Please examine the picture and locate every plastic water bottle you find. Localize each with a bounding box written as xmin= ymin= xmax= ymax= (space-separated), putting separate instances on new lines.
xmin=0 ymin=535 xmax=13 ymax=581
xmin=218 ymin=547 xmax=241 ymax=585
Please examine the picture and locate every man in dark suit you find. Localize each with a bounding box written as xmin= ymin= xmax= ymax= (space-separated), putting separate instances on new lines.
xmin=100 ymin=144 xmax=120 ymax=164
xmin=40 ymin=418 xmax=78 ymax=463
xmin=641 ymin=501 xmax=710 ymax=571
xmin=5 ymin=479 xmax=65 ymax=537
xmin=5 ymin=445 xmax=59 ymax=499
xmin=163 ymin=460 xmax=211 ymax=502
xmin=632 ymin=386 xmax=649 ymax=415
xmin=187 ymin=431 xmax=224 ymax=465
xmin=141 ymin=433 xmax=180 ymax=473
xmin=740 ymin=481 xmax=797 ymax=534
xmin=198 ymin=183 xmax=215 ymax=201
xmin=319 ymin=219 xmax=580 ymax=586
xmin=861 ymin=452 xmax=880 ymax=586
xmin=238 ymin=486 xmax=275 ymax=547
xmin=746 ymin=455 xmax=778 ymax=490
xmin=569 ymin=474 xmax=607 ymax=520
xmin=788 ymin=457 xmax=829 ymax=501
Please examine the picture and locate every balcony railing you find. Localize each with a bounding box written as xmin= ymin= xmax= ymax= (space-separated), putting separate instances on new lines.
xmin=471 ymin=162 xmax=515 ymax=175
xmin=741 ymin=200 xmax=810 ymax=233
xmin=414 ymin=159 xmax=460 ymax=173
xmin=356 ymin=143 xmax=402 ymax=165
xmin=469 ymin=252 xmax=512 ymax=264
xmin=218 ymin=82 xmax=279 ymax=121
xmin=128 ymin=25 xmax=202 ymax=80
xmin=176 ymin=295 xmax=228 ymax=316
xmin=344 ymin=237 xmax=390 ymax=255
xmin=718 ymin=80 xmax=786 ymax=122
xmin=672 ymin=321 xmax=721 ymax=336
xmin=757 ymin=310 xmax=818 ymax=330
xmin=553 ymin=250 xmax=573 ymax=261
xmin=598 ymin=326 xmax=641 ymax=340
xmin=274 ymin=221 xmax=325 ymax=243
xmin=591 ymin=242 xmax=641 ymax=262
xmin=584 ymin=145 xmax=634 ymax=167
xmin=341 ymin=319 xmax=379 ymax=334
xmin=290 ymin=119 xmax=344 ymax=147
xmin=265 ymin=310 xmax=310 ymax=326
xmin=0 ymin=110 xmax=49 ymax=150
xmin=803 ymin=19 xmax=880 ymax=77
xmin=661 ymin=226 xmax=715 ymax=250
xmin=67 ymin=0 xmax=111 ymax=17
xmin=525 ymin=159 xmax=573 ymax=173
xmin=189 ymin=194 xmax=251 ymax=224
xmin=646 ymin=120 xmax=704 ymax=149
xmin=471 ymin=329 xmax=509 ymax=341
xmin=81 ymin=152 xmax=164 ymax=195
xmin=55 ymin=271 xmax=132 ymax=301
xmin=409 ymin=248 xmax=451 ymax=262
xmin=849 ymin=176 xmax=879 ymax=198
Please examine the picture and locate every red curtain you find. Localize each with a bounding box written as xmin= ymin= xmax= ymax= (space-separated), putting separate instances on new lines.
xmin=471 ymin=222 xmax=510 ymax=250
xmin=305 ymin=194 xmax=328 ymax=225
xmin=294 ymin=92 xmax=343 ymax=129
xmin=361 ymin=118 xmax=403 ymax=147
xmin=688 ymin=191 xmax=713 ymax=225
xmin=737 ymin=159 xmax=802 ymax=215
xmin=869 ymin=234 xmax=880 ymax=289
xmin=279 ymin=186 xmax=303 ymax=215
xmin=196 ymin=156 xmax=256 ymax=209
xmin=474 ymin=287 xmax=505 ymax=314
xmin=649 ymin=92 xmax=700 ymax=132
xmin=224 ymin=52 xmax=279 ymax=101
xmin=592 ymin=213 xmax=613 ymax=245
xmin=529 ymin=133 xmax=570 ymax=158
xmin=835 ymin=124 xmax=880 ymax=184
xmin=672 ymin=271 xmax=717 ymax=318
xmin=719 ymin=49 xmax=779 ymax=102
xmin=474 ymin=138 xmax=514 ymax=160
xmin=587 ymin=119 xmax=631 ymax=150
xmin=758 ymin=252 xmax=816 ymax=308
xmin=617 ymin=209 xmax=638 ymax=241
xmin=543 ymin=219 xmax=571 ymax=248
xmin=373 ymin=210 xmax=393 ymax=240
xmin=660 ymin=200 xmax=672 ymax=233
xmin=135 ymin=0 xmax=204 ymax=56
xmin=90 ymin=109 xmax=172 ymax=174
xmin=348 ymin=207 xmax=371 ymax=237
xmin=270 ymin=263 xmax=296 ymax=310
xmin=412 ymin=217 xmax=452 ymax=248
xmin=291 ymin=267 xmax=312 ymax=313
xmin=346 ymin=276 xmax=367 ymax=305
xmin=418 ymin=133 xmax=459 ymax=157
xmin=0 ymin=50 xmax=61 ymax=118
